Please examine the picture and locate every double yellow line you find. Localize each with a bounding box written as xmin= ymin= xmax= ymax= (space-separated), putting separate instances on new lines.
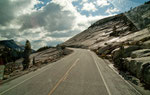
xmin=48 ymin=58 xmax=79 ymax=95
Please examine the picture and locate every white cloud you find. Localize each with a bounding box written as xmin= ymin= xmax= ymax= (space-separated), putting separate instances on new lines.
xmin=96 ymin=0 xmax=110 ymax=7
xmin=0 ymin=0 xmax=41 ymax=26
xmin=11 ymin=0 xmax=41 ymax=16
xmin=82 ymin=2 xmax=97 ymax=12
xmin=82 ymin=0 xmax=88 ymax=2
xmin=80 ymin=0 xmax=88 ymax=4
xmin=106 ymin=7 xmax=120 ymax=14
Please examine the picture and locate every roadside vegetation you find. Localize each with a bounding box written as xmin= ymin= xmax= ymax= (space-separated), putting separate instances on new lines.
xmin=0 ymin=40 xmax=73 ymax=83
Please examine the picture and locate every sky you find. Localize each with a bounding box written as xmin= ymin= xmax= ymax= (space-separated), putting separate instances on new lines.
xmin=0 ymin=0 xmax=149 ymax=50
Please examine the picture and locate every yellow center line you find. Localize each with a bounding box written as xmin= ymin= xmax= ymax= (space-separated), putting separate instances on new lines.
xmin=48 ymin=58 xmax=79 ymax=95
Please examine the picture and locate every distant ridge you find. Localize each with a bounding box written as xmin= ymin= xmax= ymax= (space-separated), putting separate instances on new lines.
xmin=0 ymin=40 xmax=24 ymax=51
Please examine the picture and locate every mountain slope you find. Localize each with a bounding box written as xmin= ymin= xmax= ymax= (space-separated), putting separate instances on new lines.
xmin=62 ymin=3 xmax=150 ymax=49
xmin=62 ymin=2 xmax=150 ymax=87
xmin=0 ymin=40 xmax=24 ymax=51
xmin=63 ymin=13 xmax=138 ymax=49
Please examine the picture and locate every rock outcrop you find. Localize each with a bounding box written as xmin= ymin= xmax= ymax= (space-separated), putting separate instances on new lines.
xmin=123 ymin=57 xmax=150 ymax=85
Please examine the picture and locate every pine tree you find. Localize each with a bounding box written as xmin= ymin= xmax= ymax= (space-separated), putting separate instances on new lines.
xmin=22 ymin=40 xmax=31 ymax=70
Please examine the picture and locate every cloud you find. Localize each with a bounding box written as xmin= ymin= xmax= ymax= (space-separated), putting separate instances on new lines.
xmin=80 ymin=0 xmax=88 ymax=4
xmin=96 ymin=0 xmax=110 ymax=7
xmin=0 ymin=0 xmax=40 ymax=26
xmin=82 ymin=2 xmax=97 ymax=12
xmin=82 ymin=0 xmax=88 ymax=2
xmin=19 ymin=3 xmax=76 ymax=32
xmin=106 ymin=7 xmax=120 ymax=14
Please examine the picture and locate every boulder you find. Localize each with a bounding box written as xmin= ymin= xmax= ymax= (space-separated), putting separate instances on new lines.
xmin=98 ymin=43 xmax=120 ymax=57
xmin=142 ymin=63 xmax=150 ymax=85
xmin=143 ymin=40 xmax=150 ymax=49
xmin=124 ymin=57 xmax=150 ymax=85
xmin=112 ymin=48 xmax=122 ymax=60
xmin=98 ymin=45 xmax=112 ymax=55
xmin=112 ymin=45 xmax=141 ymax=60
xmin=124 ymin=45 xmax=141 ymax=57
xmin=131 ymin=49 xmax=150 ymax=58
xmin=111 ymin=46 xmax=126 ymax=69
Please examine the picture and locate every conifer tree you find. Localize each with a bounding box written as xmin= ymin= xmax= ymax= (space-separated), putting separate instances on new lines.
xmin=22 ymin=40 xmax=31 ymax=70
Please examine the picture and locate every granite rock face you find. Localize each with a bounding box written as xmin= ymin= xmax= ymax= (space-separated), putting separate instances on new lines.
xmin=124 ymin=57 xmax=150 ymax=85
xmin=62 ymin=3 xmax=150 ymax=85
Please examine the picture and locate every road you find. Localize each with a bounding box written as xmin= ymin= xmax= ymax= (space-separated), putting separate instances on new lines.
xmin=0 ymin=48 xmax=141 ymax=95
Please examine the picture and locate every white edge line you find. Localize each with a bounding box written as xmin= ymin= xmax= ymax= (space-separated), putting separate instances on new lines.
xmin=0 ymin=51 xmax=75 ymax=95
xmin=90 ymin=52 xmax=112 ymax=95
xmin=92 ymin=52 xmax=142 ymax=95
xmin=0 ymin=58 xmax=80 ymax=95
xmin=0 ymin=64 xmax=55 ymax=95
xmin=106 ymin=61 xmax=143 ymax=95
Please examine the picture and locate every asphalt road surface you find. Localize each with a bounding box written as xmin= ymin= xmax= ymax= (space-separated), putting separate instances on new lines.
xmin=0 ymin=48 xmax=142 ymax=95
